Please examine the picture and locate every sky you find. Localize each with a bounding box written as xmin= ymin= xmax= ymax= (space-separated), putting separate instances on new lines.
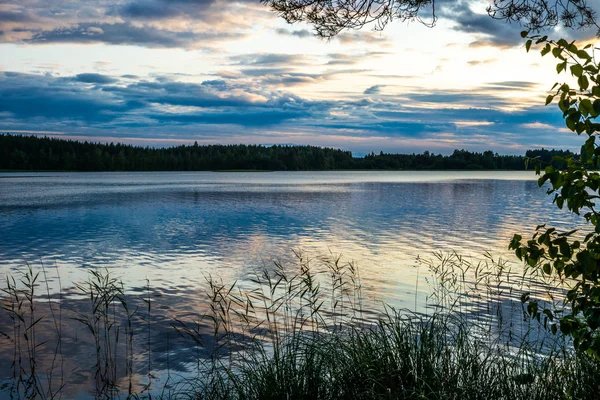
xmin=0 ymin=0 xmax=598 ymax=155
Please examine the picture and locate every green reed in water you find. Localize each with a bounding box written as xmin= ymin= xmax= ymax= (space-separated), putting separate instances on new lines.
xmin=1 ymin=252 xmax=599 ymax=399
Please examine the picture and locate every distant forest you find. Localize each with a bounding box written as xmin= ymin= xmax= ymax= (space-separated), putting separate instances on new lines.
xmin=0 ymin=134 xmax=574 ymax=171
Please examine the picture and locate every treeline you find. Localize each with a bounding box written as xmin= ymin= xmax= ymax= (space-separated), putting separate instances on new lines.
xmin=0 ymin=134 xmax=574 ymax=171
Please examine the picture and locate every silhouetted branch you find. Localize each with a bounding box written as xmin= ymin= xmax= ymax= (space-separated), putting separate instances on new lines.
xmin=261 ymin=0 xmax=599 ymax=38
xmin=488 ymin=0 xmax=599 ymax=34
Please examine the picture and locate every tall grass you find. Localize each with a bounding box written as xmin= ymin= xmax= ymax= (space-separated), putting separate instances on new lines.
xmin=1 ymin=251 xmax=599 ymax=399
xmin=178 ymin=252 xmax=600 ymax=400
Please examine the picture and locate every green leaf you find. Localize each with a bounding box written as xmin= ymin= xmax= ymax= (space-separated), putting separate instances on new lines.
xmin=566 ymin=116 xmax=577 ymax=131
xmin=593 ymin=99 xmax=600 ymax=115
xmin=577 ymin=49 xmax=591 ymax=60
xmin=545 ymin=94 xmax=555 ymax=105
xmin=526 ymin=39 xmax=532 ymax=52
xmin=520 ymin=30 xmax=529 ymax=38
xmin=541 ymin=44 xmax=551 ymax=56
xmin=552 ymin=47 xmax=562 ymax=58
xmin=579 ymin=75 xmax=590 ymax=90
xmin=543 ymin=263 xmax=552 ymax=274
xmin=571 ymin=64 xmax=584 ymax=77
xmin=580 ymin=99 xmax=593 ymax=116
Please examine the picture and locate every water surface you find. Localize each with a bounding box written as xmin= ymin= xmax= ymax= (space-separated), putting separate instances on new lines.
xmin=0 ymin=170 xmax=585 ymax=397
xmin=0 ymin=171 xmax=582 ymax=295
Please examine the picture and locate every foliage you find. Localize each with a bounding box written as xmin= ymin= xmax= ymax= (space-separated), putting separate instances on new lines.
xmin=510 ymin=32 xmax=600 ymax=356
xmin=261 ymin=0 xmax=599 ymax=39
xmin=0 ymin=134 xmax=354 ymax=171
xmin=362 ymin=148 xmax=568 ymax=170
xmin=0 ymin=133 xmax=572 ymax=171
xmin=215 ymin=313 xmax=600 ymax=400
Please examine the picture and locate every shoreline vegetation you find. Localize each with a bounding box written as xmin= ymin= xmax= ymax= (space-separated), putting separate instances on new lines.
xmin=2 ymin=252 xmax=599 ymax=399
xmin=1 ymin=134 xmax=574 ymax=172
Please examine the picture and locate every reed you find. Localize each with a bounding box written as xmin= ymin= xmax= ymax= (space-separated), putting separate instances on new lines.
xmin=0 ymin=251 xmax=598 ymax=399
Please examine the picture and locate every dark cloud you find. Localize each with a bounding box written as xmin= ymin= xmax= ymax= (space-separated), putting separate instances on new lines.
xmin=26 ymin=22 xmax=238 ymax=48
xmin=2 ymin=0 xmax=596 ymax=51
xmin=0 ymin=71 xmax=323 ymax=128
xmin=485 ymin=81 xmax=539 ymax=90
xmin=274 ymin=27 xmax=391 ymax=46
xmin=201 ymin=79 xmax=228 ymax=88
xmin=437 ymin=0 xmax=525 ymax=47
xmin=275 ymin=28 xmax=313 ymax=38
xmin=335 ymin=31 xmax=392 ymax=46
xmin=234 ymin=65 xmax=368 ymax=88
xmin=0 ymin=72 xmax=138 ymax=121
xmin=238 ymin=67 xmax=324 ymax=80
xmin=262 ymin=75 xmax=321 ymax=86
xmin=0 ymin=0 xmax=256 ymax=48
xmin=405 ymin=91 xmax=512 ymax=108
xmin=0 ymin=70 xmax=577 ymax=152
xmin=230 ymin=53 xmax=309 ymax=67
xmin=364 ymin=85 xmax=384 ymax=95
xmin=150 ymin=108 xmax=310 ymax=126
xmin=107 ymin=0 xmax=234 ymax=20
xmin=326 ymin=54 xmax=357 ymax=66
xmin=0 ymin=10 xmax=34 ymax=23
xmin=111 ymin=0 xmax=256 ymax=20
xmin=74 ymin=73 xmax=119 ymax=84
xmin=327 ymin=52 xmax=388 ymax=66
xmin=439 ymin=0 xmax=598 ymax=47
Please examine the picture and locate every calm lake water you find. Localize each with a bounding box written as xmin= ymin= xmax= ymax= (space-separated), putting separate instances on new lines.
xmin=0 ymin=170 xmax=585 ymax=397
xmin=0 ymin=171 xmax=583 ymax=297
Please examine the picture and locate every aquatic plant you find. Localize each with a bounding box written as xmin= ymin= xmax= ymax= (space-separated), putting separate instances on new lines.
xmin=1 ymin=251 xmax=599 ymax=399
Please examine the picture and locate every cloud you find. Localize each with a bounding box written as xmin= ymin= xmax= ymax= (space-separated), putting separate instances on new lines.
xmin=274 ymin=27 xmax=393 ymax=47
xmin=0 ymin=0 xmax=260 ymax=48
xmin=0 ymin=70 xmax=579 ymax=153
xmin=110 ymin=0 xmax=257 ymax=21
xmin=467 ymin=58 xmax=496 ymax=66
xmin=335 ymin=31 xmax=392 ymax=46
xmin=275 ymin=28 xmax=313 ymax=38
xmin=3 ymin=0 xmax=598 ymax=52
xmin=0 ymin=9 xmax=34 ymax=23
xmin=327 ymin=51 xmax=389 ymax=66
xmin=484 ymin=81 xmax=540 ymax=92
xmin=0 ymin=72 xmax=139 ymax=121
xmin=25 ymin=22 xmax=239 ymax=48
xmin=231 ymin=64 xmax=371 ymax=89
xmin=0 ymin=71 xmax=323 ymax=127
xmin=230 ymin=53 xmax=310 ymax=67
xmin=450 ymin=12 xmax=521 ymax=46
xmin=439 ymin=0 xmax=598 ymax=48
xmin=405 ymin=91 xmax=512 ymax=108
xmin=74 ymin=73 xmax=119 ymax=84
xmin=364 ymin=85 xmax=384 ymax=95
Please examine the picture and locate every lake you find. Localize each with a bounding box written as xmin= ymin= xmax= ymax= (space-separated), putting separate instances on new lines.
xmin=0 ymin=170 xmax=585 ymax=397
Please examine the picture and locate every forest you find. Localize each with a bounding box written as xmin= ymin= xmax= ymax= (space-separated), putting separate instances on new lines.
xmin=0 ymin=134 xmax=573 ymax=171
